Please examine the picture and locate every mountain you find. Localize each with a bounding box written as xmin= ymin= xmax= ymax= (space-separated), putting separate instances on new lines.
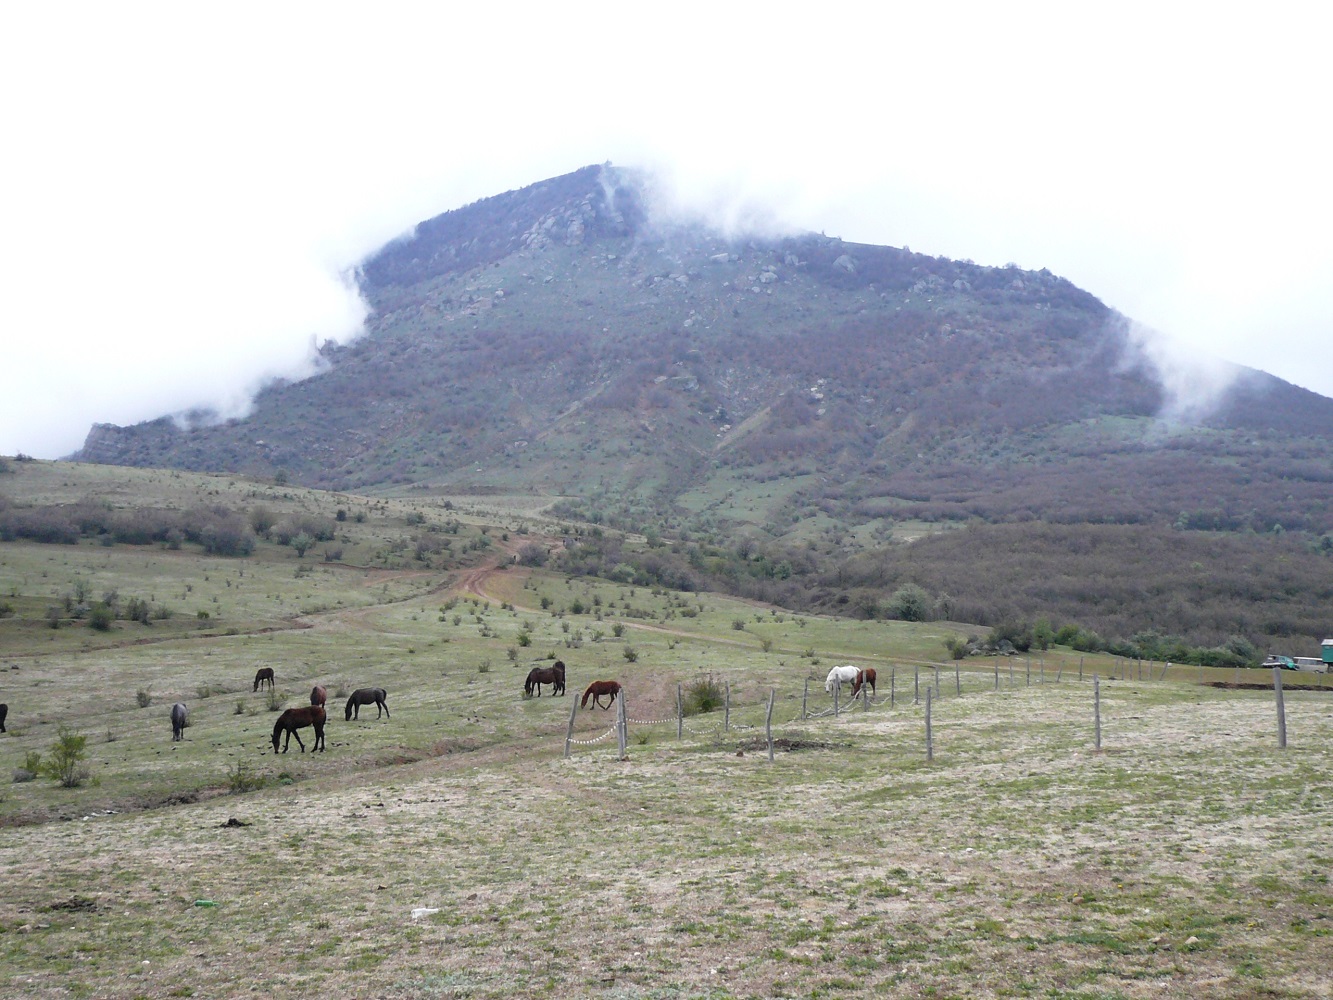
xmin=68 ymin=164 xmax=1333 ymax=651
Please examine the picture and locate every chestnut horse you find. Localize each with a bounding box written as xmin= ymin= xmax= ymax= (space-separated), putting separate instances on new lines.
xmin=171 ymin=702 xmax=188 ymax=741
xmin=345 ymin=688 xmax=389 ymax=720
xmin=524 ymin=660 xmax=566 ymax=697
xmin=272 ymin=705 xmax=326 ymax=753
xmin=580 ymin=680 xmax=621 ymax=710
xmin=310 ymin=685 xmax=327 ymax=709
xmin=851 ymin=667 xmax=877 ymax=697
xmin=253 ymin=667 xmax=275 ymax=692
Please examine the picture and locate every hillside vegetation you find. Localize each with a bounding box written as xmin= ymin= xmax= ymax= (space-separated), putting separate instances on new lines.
xmin=62 ymin=164 xmax=1333 ymax=655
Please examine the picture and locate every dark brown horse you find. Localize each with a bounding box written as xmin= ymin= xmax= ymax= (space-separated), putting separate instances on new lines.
xmin=524 ymin=660 xmax=566 ymax=697
xmin=272 ymin=705 xmax=326 ymax=753
xmin=851 ymin=667 xmax=877 ymax=698
xmin=345 ymin=688 xmax=389 ymax=720
xmin=0 ymin=702 xmax=7 ymax=732
xmin=310 ymin=685 xmax=327 ymax=709
xmin=580 ymin=679 xmax=621 ymax=710
xmin=253 ymin=667 xmax=275 ymax=692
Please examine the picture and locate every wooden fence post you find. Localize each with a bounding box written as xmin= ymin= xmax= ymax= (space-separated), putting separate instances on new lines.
xmin=1079 ymin=655 xmax=1084 ymax=682
xmin=933 ymin=665 xmax=940 ymax=699
xmin=925 ymin=688 xmax=933 ymax=762
xmin=994 ymin=661 xmax=999 ymax=691
xmin=834 ymin=680 xmax=840 ymax=717
xmin=1160 ymin=661 xmax=1171 ymax=682
xmin=890 ymin=667 xmax=896 ymax=708
xmin=862 ymin=678 xmax=869 ymax=712
xmin=677 ymin=683 xmax=683 ymax=741
xmin=1026 ymin=656 xmax=1031 ymax=686
xmin=1274 ymin=667 xmax=1287 ymax=749
xmin=802 ymin=678 xmax=809 ymax=719
xmin=955 ymin=663 xmax=961 ymax=696
xmin=1094 ymin=677 xmax=1101 ymax=752
xmin=766 ymin=688 xmax=775 ymax=762
xmin=617 ymin=692 xmax=627 ymax=759
xmin=563 ymin=697 xmax=578 ymax=758
xmin=725 ymin=680 xmax=731 ymax=733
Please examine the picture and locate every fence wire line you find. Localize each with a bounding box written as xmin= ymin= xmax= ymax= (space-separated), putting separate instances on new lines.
xmin=568 ymin=722 xmax=620 ymax=746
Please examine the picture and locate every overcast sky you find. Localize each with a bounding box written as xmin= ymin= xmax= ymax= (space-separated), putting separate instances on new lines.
xmin=3 ymin=3 xmax=1329 ymax=459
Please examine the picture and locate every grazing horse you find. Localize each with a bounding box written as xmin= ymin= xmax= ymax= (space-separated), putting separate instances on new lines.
xmin=524 ymin=660 xmax=566 ymax=698
xmin=253 ymin=667 xmax=275 ymax=692
xmin=272 ymin=705 xmax=326 ymax=753
xmin=824 ymin=665 xmax=860 ymax=694
xmin=309 ymin=685 xmax=327 ymax=709
xmin=851 ymin=667 xmax=877 ymax=698
xmin=170 ymin=702 xmax=188 ymax=742
xmin=580 ymin=679 xmax=621 ymax=710
xmin=345 ymin=687 xmax=389 ymax=721
xmin=0 ymin=703 xmax=7 ymax=732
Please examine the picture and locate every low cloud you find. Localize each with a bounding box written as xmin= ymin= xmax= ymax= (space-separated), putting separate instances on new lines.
xmin=1114 ymin=315 xmax=1247 ymax=422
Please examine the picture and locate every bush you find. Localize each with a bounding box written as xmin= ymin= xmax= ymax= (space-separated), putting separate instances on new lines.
xmin=40 ymin=726 xmax=92 ymax=787
xmin=136 ymin=688 xmax=153 ymax=708
xmin=888 ymin=583 xmax=932 ymax=622
xmin=622 ymin=646 xmax=638 ymax=663
xmin=227 ymin=759 xmax=266 ymax=794
xmin=684 ymin=674 xmax=725 ymax=715
xmin=88 ymin=603 xmax=114 ymax=632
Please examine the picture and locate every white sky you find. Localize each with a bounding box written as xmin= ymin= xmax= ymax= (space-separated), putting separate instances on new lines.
xmin=2 ymin=2 xmax=1330 ymax=458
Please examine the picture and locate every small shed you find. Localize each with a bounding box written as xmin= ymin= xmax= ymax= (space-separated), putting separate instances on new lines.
xmin=1322 ymin=639 xmax=1333 ymax=665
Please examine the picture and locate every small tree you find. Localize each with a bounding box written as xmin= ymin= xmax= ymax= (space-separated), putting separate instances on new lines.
xmin=889 ymin=583 xmax=932 ymax=622
xmin=291 ymin=532 xmax=315 ymax=558
xmin=41 ymin=727 xmax=92 ymax=788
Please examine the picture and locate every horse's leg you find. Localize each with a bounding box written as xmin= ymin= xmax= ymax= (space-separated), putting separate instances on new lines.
xmin=292 ymin=728 xmax=306 ymax=752
xmin=381 ymin=699 xmax=390 ymax=719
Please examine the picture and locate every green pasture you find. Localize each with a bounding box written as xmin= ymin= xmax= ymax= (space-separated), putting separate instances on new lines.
xmin=3 ymin=462 xmax=1331 ymax=997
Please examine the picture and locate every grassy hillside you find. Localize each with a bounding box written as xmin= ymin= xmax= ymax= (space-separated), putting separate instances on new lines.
xmin=2 ymin=464 xmax=1330 ymax=998
xmin=57 ymin=164 xmax=1333 ymax=657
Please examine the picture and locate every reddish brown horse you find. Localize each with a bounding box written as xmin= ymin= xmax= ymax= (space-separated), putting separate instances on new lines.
xmin=253 ymin=667 xmax=275 ymax=692
xmin=310 ymin=685 xmax=327 ymax=709
xmin=580 ymin=680 xmax=621 ymax=710
xmin=272 ymin=705 xmax=326 ymax=753
xmin=851 ymin=667 xmax=877 ymax=697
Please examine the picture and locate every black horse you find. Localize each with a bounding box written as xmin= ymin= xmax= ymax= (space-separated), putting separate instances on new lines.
xmin=0 ymin=702 xmax=7 ymax=733
xmin=170 ymin=702 xmax=188 ymax=742
xmin=253 ymin=667 xmax=275 ymax=692
xmin=524 ymin=660 xmax=566 ymax=698
xmin=345 ymin=687 xmax=390 ymax=720
xmin=272 ymin=705 xmax=326 ymax=753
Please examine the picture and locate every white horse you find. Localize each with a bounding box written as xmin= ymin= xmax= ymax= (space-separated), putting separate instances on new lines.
xmin=824 ymin=665 xmax=860 ymax=693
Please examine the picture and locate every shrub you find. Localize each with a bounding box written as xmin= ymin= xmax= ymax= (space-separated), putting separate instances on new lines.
xmin=40 ymin=726 xmax=92 ymax=787
xmin=227 ymin=759 xmax=266 ymax=794
xmin=622 ymin=646 xmax=638 ymax=662
xmin=136 ymin=688 xmax=153 ymax=708
xmin=88 ymin=603 xmax=114 ymax=632
xmin=888 ymin=583 xmax=932 ymax=622
xmin=684 ymin=674 xmax=725 ymax=715
xmin=265 ymin=688 xmax=283 ymax=712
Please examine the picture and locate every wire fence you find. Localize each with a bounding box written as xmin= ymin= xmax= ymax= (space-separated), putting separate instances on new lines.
xmin=558 ymin=660 xmax=1311 ymax=759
